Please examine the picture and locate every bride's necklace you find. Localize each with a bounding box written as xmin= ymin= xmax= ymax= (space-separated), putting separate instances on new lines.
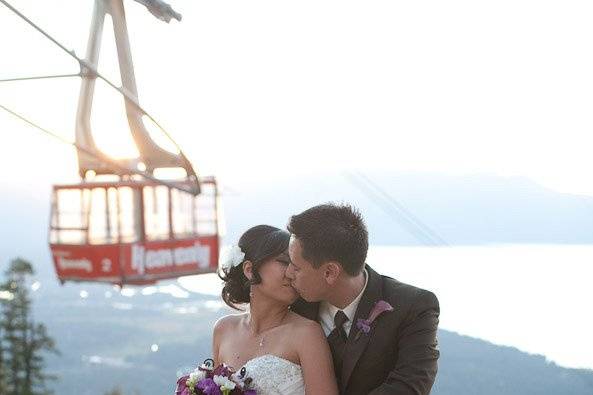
xmin=249 ymin=311 xmax=288 ymax=349
xmin=253 ymin=324 xmax=275 ymax=349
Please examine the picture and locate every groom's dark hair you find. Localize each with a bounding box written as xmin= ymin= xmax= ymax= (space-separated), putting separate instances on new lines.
xmin=288 ymin=203 xmax=368 ymax=276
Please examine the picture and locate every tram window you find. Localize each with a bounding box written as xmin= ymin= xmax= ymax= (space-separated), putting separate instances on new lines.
xmin=88 ymin=188 xmax=114 ymax=244
xmin=118 ymin=187 xmax=140 ymax=243
xmin=195 ymin=182 xmax=217 ymax=236
xmin=172 ymin=189 xmax=193 ymax=239
xmin=107 ymin=187 xmax=119 ymax=242
xmin=144 ymin=185 xmax=170 ymax=241
xmin=50 ymin=188 xmax=88 ymax=244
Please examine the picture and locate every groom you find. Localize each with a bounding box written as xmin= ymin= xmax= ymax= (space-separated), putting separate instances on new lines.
xmin=286 ymin=203 xmax=440 ymax=395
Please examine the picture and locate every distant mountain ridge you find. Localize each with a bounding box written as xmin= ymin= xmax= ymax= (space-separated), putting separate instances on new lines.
xmin=3 ymin=171 xmax=593 ymax=252
xmin=24 ymin=281 xmax=593 ymax=395
xmin=219 ymin=170 xmax=593 ymax=245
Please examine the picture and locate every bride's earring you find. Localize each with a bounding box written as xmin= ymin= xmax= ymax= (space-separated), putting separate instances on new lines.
xmin=244 ymin=279 xmax=253 ymax=299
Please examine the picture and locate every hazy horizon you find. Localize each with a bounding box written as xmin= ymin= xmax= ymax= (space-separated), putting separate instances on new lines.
xmin=2 ymin=0 xmax=593 ymax=195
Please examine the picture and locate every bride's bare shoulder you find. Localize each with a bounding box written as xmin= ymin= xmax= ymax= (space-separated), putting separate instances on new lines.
xmin=213 ymin=313 xmax=245 ymax=336
xmin=287 ymin=311 xmax=324 ymax=337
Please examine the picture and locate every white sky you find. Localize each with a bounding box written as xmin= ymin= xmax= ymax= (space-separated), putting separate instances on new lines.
xmin=1 ymin=0 xmax=593 ymax=194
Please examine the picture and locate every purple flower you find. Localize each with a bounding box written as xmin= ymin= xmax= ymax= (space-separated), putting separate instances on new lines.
xmin=356 ymin=318 xmax=372 ymax=334
xmin=368 ymin=300 xmax=394 ymax=322
xmin=174 ymin=362 xmax=257 ymax=395
xmin=212 ymin=364 xmax=233 ymax=378
xmin=355 ymin=300 xmax=394 ymax=340
xmin=197 ymin=378 xmax=222 ymax=395
xmin=175 ymin=375 xmax=190 ymax=395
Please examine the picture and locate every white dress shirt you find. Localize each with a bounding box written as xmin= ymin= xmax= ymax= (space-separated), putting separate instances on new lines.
xmin=318 ymin=269 xmax=369 ymax=337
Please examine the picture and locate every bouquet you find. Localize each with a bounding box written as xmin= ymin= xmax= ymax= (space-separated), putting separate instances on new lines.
xmin=175 ymin=359 xmax=257 ymax=395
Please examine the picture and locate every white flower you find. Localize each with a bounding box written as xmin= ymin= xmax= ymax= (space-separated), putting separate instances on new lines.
xmin=213 ymin=374 xmax=236 ymax=391
xmin=186 ymin=375 xmax=197 ymax=389
xmin=199 ymin=360 xmax=214 ymax=371
xmin=230 ymin=371 xmax=247 ymax=389
xmin=190 ymin=369 xmax=207 ymax=382
xmin=220 ymin=245 xmax=245 ymax=271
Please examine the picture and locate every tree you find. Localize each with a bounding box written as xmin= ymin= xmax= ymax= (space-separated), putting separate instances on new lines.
xmin=0 ymin=258 xmax=59 ymax=395
xmin=22 ymin=322 xmax=59 ymax=394
xmin=0 ymin=283 xmax=9 ymax=392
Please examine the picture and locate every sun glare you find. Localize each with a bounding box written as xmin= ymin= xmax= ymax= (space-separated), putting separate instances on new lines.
xmin=90 ymin=81 xmax=139 ymax=159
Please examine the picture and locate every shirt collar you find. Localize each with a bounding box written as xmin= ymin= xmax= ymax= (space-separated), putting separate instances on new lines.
xmin=324 ymin=268 xmax=368 ymax=323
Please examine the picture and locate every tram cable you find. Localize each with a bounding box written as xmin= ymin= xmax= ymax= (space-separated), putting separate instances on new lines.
xmin=0 ymin=103 xmax=197 ymax=195
xmin=344 ymin=170 xmax=448 ymax=246
xmin=0 ymin=73 xmax=81 ymax=83
xmin=0 ymin=0 xmax=186 ymax=166
xmin=1 ymin=0 xmax=222 ymax=285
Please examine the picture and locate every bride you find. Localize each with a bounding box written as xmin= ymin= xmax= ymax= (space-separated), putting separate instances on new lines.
xmin=213 ymin=225 xmax=338 ymax=395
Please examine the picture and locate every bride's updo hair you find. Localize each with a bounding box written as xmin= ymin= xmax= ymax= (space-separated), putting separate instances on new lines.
xmin=219 ymin=225 xmax=290 ymax=310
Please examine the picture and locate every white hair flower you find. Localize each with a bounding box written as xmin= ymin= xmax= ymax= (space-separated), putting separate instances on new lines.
xmin=220 ymin=245 xmax=245 ymax=271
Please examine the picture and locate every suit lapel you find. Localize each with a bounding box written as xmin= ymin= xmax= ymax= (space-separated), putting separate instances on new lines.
xmin=340 ymin=265 xmax=383 ymax=390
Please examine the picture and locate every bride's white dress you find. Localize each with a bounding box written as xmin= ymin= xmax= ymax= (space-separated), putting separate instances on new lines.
xmin=241 ymin=354 xmax=305 ymax=395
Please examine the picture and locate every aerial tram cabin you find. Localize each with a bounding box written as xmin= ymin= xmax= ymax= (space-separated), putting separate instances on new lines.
xmin=48 ymin=0 xmax=220 ymax=286
xmin=49 ymin=178 xmax=219 ymax=286
xmin=50 ymin=178 xmax=218 ymax=285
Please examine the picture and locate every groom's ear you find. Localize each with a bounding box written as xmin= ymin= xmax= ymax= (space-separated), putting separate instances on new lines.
xmin=323 ymin=261 xmax=341 ymax=285
xmin=243 ymin=260 xmax=254 ymax=280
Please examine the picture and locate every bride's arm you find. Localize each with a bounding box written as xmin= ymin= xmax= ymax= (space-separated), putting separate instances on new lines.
xmin=212 ymin=316 xmax=228 ymax=366
xmin=297 ymin=321 xmax=339 ymax=395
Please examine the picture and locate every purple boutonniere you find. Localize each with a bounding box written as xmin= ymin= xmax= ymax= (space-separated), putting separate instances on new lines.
xmin=355 ymin=300 xmax=394 ymax=340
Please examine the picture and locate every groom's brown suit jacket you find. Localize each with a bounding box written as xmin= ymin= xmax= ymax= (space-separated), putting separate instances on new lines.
xmin=291 ymin=265 xmax=440 ymax=395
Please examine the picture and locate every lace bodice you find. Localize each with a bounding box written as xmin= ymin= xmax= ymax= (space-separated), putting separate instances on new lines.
xmin=241 ymin=354 xmax=304 ymax=395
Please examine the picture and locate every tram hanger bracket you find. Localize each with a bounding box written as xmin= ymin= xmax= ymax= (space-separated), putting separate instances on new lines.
xmin=133 ymin=0 xmax=182 ymax=23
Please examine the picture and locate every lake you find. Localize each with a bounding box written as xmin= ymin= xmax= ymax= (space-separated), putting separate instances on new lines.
xmin=178 ymin=244 xmax=593 ymax=370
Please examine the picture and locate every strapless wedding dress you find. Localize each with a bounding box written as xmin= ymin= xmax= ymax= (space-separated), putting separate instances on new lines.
xmin=241 ymin=354 xmax=305 ymax=395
